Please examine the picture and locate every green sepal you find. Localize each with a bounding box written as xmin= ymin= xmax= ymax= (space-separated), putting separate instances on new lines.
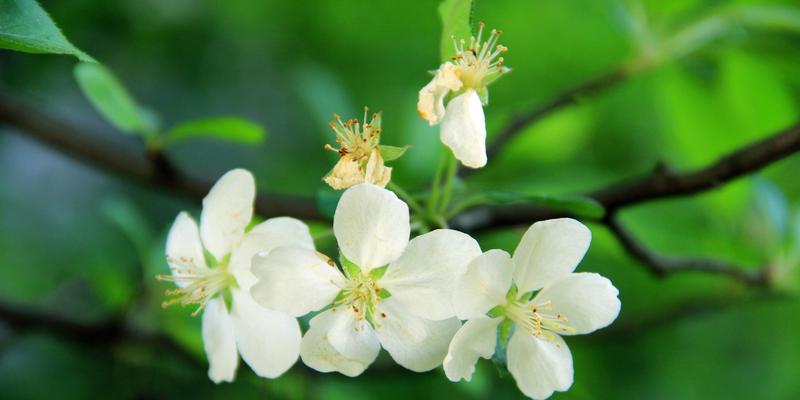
xmin=377 ymin=288 xmax=392 ymax=299
xmin=493 ymin=318 xmax=514 ymax=378
xmin=340 ymin=253 xmax=361 ymax=278
xmin=369 ymin=265 xmax=389 ymax=280
xmin=476 ymin=86 xmax=489 ymax=105
xmin=222 ymin=289 xmax=234 ymax=313
xmin=487 ymin=305 xmax=505 ymax=318
xmin=332 ymin=290 xmax=347 ymax=304
xmin=505 ymin=284 xmax=519 ymax=302
xmin=379 ymin=145 xmax=411 ymax=162
xmin=498 ymin=318 xmax=514 ymax=347
xmin=519 ymin=290 xmax=536 ymax=302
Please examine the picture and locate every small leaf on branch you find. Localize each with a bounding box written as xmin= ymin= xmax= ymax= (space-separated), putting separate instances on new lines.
xmin=0 ymin=0 xmax=94 ymax=62
xmin=485 ymin=191 xmax=606 ymax=219
xmin=438 ymin=0 xmax=474 ymax=62
xmin=164 ymin=117 xmax=266 ymax=147
xmin=379 ymin=145 xmax=411 ymax=162
xmin=74 ymin=62 xmax=150 ymax=137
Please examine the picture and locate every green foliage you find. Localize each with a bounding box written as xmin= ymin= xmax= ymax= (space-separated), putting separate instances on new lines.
xmin=164 ymin=117 xmax=266 ymax=147
xmin=73 ymin=62 xmax=153 ymax=138
xmin=0 ymin=0 xmax=93 ymax=62
xmin=438 ymin=0 xmax=473 ymax=61
xmin=482 ymin=192 xmax=606 ymax=219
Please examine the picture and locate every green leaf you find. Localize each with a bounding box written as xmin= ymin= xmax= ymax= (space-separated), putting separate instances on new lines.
xmin=485 ymin=191 xmax=606 ymax=219
xmin=0 ymin=0 xmax=94 ymax=62
xmin=73 ymin=62 xmax=150 ymax=137
xmin=379 ymin=145 xmax=411 ymax=162
xmin=438 ymin=0 xmax=474 ymax=61
xmin=164 ymin=117 xmax=266 ymax=147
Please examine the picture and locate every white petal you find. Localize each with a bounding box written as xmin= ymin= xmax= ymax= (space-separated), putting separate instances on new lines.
xmin=452 ymin=249 xmax=514 ymax=320
xmin=300 ymin=310 xmax=380 ymax=377
xmin=417 ymin=63 xmax=463 ymax=125
xmin=250 ymin=246 xmax=344 ymax=317
xmin=374 ymin=297 xmax=461 ymax=372
xmin=166 ymin=212 xmax=207 ymax=288
xmin=364 ymin=148 xmax=392 ymax=188
xmin=326 ymin=310 xmax=382 ymax=365
xmin=440 ymin=90 xmax=487 ymax=169
xmin=443 ymin=317 xmax=501 ymax=382
xmin=229 ymin=217 xmax=315 ymax=289
xmin=534 ymin=272 xmax=621 ymax=335
xmin=512 ymin=218 xmax=592 ymax=294
xmin=381 ymin=229 xmax=482 ymax=320
xmin=507 ymin=331 xmax=573 ymax=400
xmin=201 ymin=169 xmax=256 ymax=260
xmin=202 ymin=297 xmax=239 ymax=383
xmin=230 ymin=289 xmax=301 ymax=378
xmin=333 ymin=183 xmax=410 ymax=271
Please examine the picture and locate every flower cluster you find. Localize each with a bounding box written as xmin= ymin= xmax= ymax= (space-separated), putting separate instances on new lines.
xmin=158 ymin=22 xmax=621 ymax=400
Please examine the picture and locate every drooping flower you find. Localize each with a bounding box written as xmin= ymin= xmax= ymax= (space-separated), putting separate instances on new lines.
xmin=417 ymin=23 xmax=509 ymax=169
xmin=443 ymin=218 xmax=621 ymax=399
xmin=157 ymin=169 xmax=313 ymax=383
xmin=250 ymin=183 xmax=482 ymax=376
xmin=323 ymin=108 xmax=393 ymax=190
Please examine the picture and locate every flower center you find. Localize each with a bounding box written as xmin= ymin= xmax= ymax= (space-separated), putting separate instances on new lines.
xmin=451 ymin=22 xmax=508 ymax=89
xmin=157 ymin=256 xmax=236 ymax=316
xmin=504 ymin=298 xmax=576 ymax=342
xmin=324 ymin=107 xmax=382 ymax=163
xmin=332 ymin=268 xmax=387 ymax=329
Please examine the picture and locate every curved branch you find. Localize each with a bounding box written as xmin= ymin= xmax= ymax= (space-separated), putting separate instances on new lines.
xmin=605 ymin=216 xmax=770 ymax=286
xmin=0 ymin=96 xmax=324 ymax=221
xmin=452 ymin=122 xmax=800 ymax=231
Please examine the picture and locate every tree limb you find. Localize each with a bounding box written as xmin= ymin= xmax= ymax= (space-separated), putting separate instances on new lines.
xmin=452 ymin=122 xmax=800 ymax=231
xmin=0 ymin=96 xmax=324 ymax=221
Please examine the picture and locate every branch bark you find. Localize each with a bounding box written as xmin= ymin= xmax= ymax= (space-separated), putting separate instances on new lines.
xmin=605 ymin=216 xmax=770 ymax=285
xmin=0 ymin=96 xmax=323 ymax=221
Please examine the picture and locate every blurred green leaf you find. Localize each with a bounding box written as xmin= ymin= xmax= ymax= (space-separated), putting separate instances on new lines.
xmin=379 ymin=145 xmax=411 ymax=162
xmin=0 ymin=0 xmax=94 ymax=62
xmin=164 ymin=117 xmax=266 ymax=147
xmin=438 ymin=0 xmax=473 ymax=61
xmin=101 ymin=196 xmax=154 ymax=266
xmin=484 ymin=192 xmax=606 ymax=219
xmin=729 ymin=4 xmax=800 ymax=33
xmin=74 ymin=62 xmax=151 ymax=137
xmin=316 ymin=187 xmax=341 ymax=220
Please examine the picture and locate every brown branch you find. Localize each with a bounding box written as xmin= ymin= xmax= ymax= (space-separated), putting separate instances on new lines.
xmin=452 ymin=122 xmax=800 ymax=231
xmin=605 ymin=216 xmax=770 ymax=286
xmin=0 ymin=96 xmax=323 ymax=221
xmin=459 ymin=68 xmax=628 ymax=177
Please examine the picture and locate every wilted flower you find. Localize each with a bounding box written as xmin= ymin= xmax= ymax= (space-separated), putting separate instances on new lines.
xmin=158 ymin=169 xmax=312 ymax=383
xmin=418 ymin=23 xmax=509 ymax=168
xmin=443 ymin=218 xmax=620 ymax=399
xmin=250 ymin=183 xmax=481 ymax=376
xmin=323 ymin=108 xmax=392 ymax=190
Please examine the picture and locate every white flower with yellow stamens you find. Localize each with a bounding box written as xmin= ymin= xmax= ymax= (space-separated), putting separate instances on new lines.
xmin=323 ymin=108 xmax=393 ymax=190
xmin=250 ymin=183 xmax=481 ymax=376
xmin=158 ymin=169 xmax=312 ymax=383
xmin=417 ymin=23 xmax=509 ymax=169
xmin=443 ymin=218 xmax=621 ymax=400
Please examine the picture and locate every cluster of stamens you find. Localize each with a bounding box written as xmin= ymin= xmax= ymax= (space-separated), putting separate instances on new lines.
xmin=451 ymin=22 xmax=508 ymax=89
xmin=331 ymin=270 xmax=386 ymax=330
xmin=324 ymin=107 xmax=382 ymax=161
xmin=157 ymin=256 xmax=234 ymax=316
xmin=505 ymin=299 xmax=576 ymax=346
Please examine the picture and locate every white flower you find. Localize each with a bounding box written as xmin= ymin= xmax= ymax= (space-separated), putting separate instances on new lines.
xmin=443 ymin=218 xmax=621 ymax=399
xmin=250 ymin=183 xmax=482 ymax=376
xmin=417 ymin=23 xmax=508 ymax=169
xmin=158 ymin=169 xmax=313 ymax=383
xmin=323 ymin=109 xmax=392 ymax=190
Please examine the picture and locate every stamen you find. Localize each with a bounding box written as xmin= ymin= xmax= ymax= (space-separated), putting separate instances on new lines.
xmin=324 ymin=107 xmax=383 ymax=163
xmin=450 ymin=23 xmax=508 ymax=89
xmin=157 ymin=262 xmax=234 ymax=317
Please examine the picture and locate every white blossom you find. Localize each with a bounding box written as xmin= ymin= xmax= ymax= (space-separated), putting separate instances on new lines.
xmin=324 ymin=109 xmax=392 ymax=190
xmin=444 ymin=218 xmax=621 ymax=399
xmin=417 ymin=23 xmax=509 ymax=168
xmin=158 ymin=169 xmax=312 ymax=383
xmin=250 ymin=183 xmax=482 ymax=376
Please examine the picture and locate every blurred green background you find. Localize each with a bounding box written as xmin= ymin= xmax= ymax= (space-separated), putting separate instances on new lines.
xmin=2 ymin=0 xmax=800 ymax=398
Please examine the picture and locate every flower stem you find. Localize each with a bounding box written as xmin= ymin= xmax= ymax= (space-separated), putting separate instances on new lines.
xmin=387 ymin=181 xmax=425 ymax=215
xmin=438 ymin=152 xmax=458 ymax=215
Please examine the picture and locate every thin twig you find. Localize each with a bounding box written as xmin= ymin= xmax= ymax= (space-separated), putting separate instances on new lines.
xmin=604 ymin=216 xmax=770 ymax=286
